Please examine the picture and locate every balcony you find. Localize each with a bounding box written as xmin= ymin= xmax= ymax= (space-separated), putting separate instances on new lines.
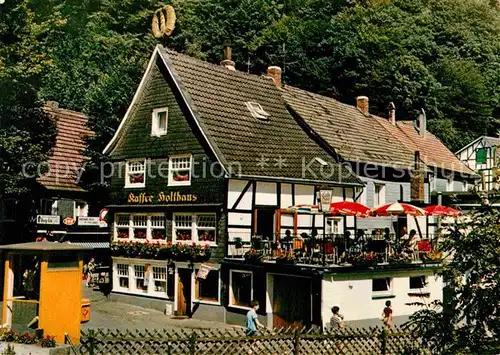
xmin=226 ymin=233 xmax=443 ymax=269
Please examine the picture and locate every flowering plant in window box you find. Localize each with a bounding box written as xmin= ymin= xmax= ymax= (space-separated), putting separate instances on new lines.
xmin=199 ymin=231 xmax=215 ymax=242
xmin=176 ymin=231 xmax=192 ymax=241
xmin=173 ymin=173 xmax=189 ymax=182
xmin=134 ymin=230 xmax=147 ymax=239
xmin=244 ymin=249 xmax=263 ymax=263
xmin=117 ymin=229 xmax=129 ymax=239
xmin=346 ymin=252 xmax=380 ymax=267
xmin=129 ymin=174 xmax=144 ymax=184
xmin=152 ymin=230 xmax=166 ymax=240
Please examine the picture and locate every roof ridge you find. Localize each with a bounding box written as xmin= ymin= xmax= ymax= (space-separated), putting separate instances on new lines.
xmin=163 ymin=45 xmax=274 ymax=85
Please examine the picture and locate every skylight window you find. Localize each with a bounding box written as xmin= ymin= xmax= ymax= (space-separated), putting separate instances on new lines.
xmin=245 ymin=102 xmax=270 ymax=120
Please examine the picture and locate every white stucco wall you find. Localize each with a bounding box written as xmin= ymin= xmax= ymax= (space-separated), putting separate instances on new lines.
xmin=321 ymin=270 xmax=443 ymax=327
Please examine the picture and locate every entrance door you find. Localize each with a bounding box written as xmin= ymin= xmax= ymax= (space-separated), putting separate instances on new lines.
xmin=255 ymin=209 xmax=275 ymax=240
xmin=272 ymin=275 xmax=311 ymax=328
xmin=176 ymin=269 xmax=191 ymax=316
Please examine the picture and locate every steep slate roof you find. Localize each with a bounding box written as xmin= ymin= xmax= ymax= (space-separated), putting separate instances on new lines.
xmin=283 ymin=86 xmax=475 ymax=176
xmin=283 ymin=86 xmax=416 ymax=169
xmin=382 ymin=121 xmax=476 ymax=176
xmin=37 ymin=105 xmax=91 ymax=192
xmin=117 ymin=46 xmax=361 ymax=185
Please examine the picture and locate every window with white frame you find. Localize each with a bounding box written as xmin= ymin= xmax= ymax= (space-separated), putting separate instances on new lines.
xmin=125 ymin=160 xmax=146 ymax=188
xmin=195 ymin=270 xmax=220 ymax=303
xmin=134 ymin=265 xmax=148 ymax=293
xmin=116 ymin=214 xmax=130 ymax=239
xmin=114 ymin=261 xmax=174 ymax=298
xmin=152 ymin=266 xmax=168 ymax=295
xmin=151 ymin=107 xmax=168 ymax=136
xmin=168 ymin=155 xmax=192 ymax=186
xmin=374 ymin=184 xmax=385 ymax=207
xmin=114 ymin=213 xmax=166 ymax=241
xmin=229 ymin=270 xmax=253 ymax=308
xmin=372 ymin=278 xmax=393 ymax=297
xmin=173 ymin=213 xmax=217 ymax=245
xmin=116 ymin=264 xmax=129 ymax=289
xmin=151 ymin=215 xmax=166 ymax=240
xmin=325 ymin=217 xmax=342 ymax=236
xmin=132 ymin=215 xmax=148 ymax=239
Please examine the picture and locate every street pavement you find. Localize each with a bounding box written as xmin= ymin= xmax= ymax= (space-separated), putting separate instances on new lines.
xmin=81 ymin=283 xmax=238 ymax=331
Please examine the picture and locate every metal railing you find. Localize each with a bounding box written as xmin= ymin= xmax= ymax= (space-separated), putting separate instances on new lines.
xmin=227 ymin=233 xmax=441 ymax=267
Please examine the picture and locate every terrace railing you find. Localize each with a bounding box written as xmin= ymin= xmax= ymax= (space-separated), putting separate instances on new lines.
xmin=227 ymin=233 xmax=442 ymax=267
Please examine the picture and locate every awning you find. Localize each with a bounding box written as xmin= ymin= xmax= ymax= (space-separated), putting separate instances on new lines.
xmin=69 ymin=242 xmax=110 ymax=249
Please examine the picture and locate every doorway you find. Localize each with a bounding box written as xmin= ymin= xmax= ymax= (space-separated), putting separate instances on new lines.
xmin=271 ymin=275 xmax=311 ymax=328
xmin=255 ymin=209 xmax=275 ymax=240
xmin=176 ymin=268 xmax=192 ymax=317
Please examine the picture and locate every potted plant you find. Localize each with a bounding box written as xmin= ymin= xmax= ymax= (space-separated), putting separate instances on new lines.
xmin=423 ymin=250 xmax=443 ymax=264
xmin=388 ymin=252 xmax=412 ymax=266
xmin=251 ymin=236 xmax=264 ymax=250
xmin=244 ymin=249 xmax=263 ymax=263
xmin=234 ymin=237 xmax=243 ymax=249
xmin=348 ymin=252 xmax=379 ymax=268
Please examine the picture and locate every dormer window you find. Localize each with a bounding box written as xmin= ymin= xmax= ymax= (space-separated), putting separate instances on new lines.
xmin=151 ymin=108 xmax=168 ymax=136
xmin=245 ymin=102 xmax=269 ymax=120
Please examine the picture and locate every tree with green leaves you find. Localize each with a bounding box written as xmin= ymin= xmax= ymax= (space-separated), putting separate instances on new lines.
xmin=0 ymin=0 xmax=62 ymax=195
xmin=406 ymin=207 xmax=500 ymax=354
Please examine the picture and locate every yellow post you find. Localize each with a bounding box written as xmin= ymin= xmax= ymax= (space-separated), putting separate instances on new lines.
xmin=2 ymin=254 xmax=13 ymax=326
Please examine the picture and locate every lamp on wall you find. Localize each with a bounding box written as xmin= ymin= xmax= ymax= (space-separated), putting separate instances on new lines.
xmin=317 ymin=186 xmax=333 ymax=213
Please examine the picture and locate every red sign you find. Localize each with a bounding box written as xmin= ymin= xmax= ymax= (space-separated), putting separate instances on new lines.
xmin=63 ymin=217 xmax=75 ymax=226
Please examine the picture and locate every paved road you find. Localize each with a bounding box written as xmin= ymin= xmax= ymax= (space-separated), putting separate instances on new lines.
xmin=81 ymin=284 xmax=238 ymax=331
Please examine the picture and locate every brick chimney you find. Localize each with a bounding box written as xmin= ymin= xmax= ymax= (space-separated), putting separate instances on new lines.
xmin=267 ymin=66 xmax=282 ymax=87
xmin=220 ymin=45 xmax=235 ymax=71
xmin=388 ymin=102 xmax=396 ymax=125
xmin=356 ymin=96 xmax=369 ymax=115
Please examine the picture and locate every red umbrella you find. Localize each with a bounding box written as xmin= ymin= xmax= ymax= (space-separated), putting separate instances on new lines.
xmin=372 ymin=202 xmax=426 ymax=217
xmin=329 ymin=201 xmax=371 ymax=217
xmin=423 ymin=205 xmax=461 ymax=217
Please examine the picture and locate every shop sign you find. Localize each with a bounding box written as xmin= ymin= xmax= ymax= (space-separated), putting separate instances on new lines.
xmin=196 ymin=264 xmax=212 ymax=280
xmin=63 ymin=217 xmax=75 ymax=226
xmin=127 ymin=191 xmax=198 ymax=204
xmin=36 ymin=215 xmax=60 ymax=225
xmin=78 ymin=217 xmax=100 ymax=226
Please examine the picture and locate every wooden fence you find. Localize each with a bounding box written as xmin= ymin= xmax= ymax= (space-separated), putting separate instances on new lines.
xmin=79 ymin=326 xmax=428 ymax=354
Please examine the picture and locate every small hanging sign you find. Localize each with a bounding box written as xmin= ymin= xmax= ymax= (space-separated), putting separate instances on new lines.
xmin=196 ymin=264 xmax=212 ymax=280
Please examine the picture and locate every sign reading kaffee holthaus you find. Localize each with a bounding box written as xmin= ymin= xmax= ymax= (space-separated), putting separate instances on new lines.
xmin=127 ymin=191 xmax=198 ymax=204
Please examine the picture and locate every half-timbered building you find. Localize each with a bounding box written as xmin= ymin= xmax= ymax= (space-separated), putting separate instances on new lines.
xmin=456 ymin=136 xmax=499 ymax=191
xmin=103 ymin=45 xmax=365 ymax=325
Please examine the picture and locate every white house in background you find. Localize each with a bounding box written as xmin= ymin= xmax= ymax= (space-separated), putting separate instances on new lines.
xmin=456 ymin=136 xmax=500 ymax=191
